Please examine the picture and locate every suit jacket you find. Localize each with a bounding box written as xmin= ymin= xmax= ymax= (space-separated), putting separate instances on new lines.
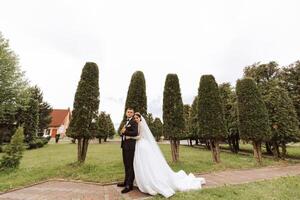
xmin=120 ymin=118 xmax=138 ymax=150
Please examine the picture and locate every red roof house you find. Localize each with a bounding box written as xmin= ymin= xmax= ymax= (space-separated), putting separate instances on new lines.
xmin=46 ymin=108 xmax=71 ymax=138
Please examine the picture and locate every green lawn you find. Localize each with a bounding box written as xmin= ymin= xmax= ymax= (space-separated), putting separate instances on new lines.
xmin=152 ymin=176 xmax=300 ymax=200
xmin=220 ymin=142 xmax=300 ymax=159
xmin=0 ymin=142 xmax=298 ymax=192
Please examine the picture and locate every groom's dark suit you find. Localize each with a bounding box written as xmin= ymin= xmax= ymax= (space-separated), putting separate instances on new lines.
xmin=121 ymin=117 xmax=138 ymax=188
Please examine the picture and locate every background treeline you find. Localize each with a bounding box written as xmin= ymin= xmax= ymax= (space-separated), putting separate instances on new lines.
xmin=119 ymin=62 xmax=299 ymax=164
xmin=0 ymin=33 xmax=52 ymax=151
xmin=184 ymin=61 xmax=300 ymax=163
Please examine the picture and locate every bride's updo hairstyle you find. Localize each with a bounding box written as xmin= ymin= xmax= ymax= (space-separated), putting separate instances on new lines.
xmin=134 ymin=112 xmax=142 ymax=121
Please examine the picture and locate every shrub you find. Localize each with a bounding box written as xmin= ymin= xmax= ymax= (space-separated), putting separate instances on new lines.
xmin=0 ymin=127 xmax=25 ymax=170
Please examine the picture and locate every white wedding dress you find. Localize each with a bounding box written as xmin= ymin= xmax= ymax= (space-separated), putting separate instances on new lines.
xmin=133 ymin=116 xmax=206 ymax=198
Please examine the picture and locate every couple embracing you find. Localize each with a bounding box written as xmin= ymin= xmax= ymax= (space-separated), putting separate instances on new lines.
xmin=118 ymin=107 xmax=206 ymax=198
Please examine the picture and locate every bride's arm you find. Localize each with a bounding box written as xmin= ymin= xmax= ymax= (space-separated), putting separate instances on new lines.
xmin=125 ymin=126 xmax=141 ymax=140
xmin=125 ymin=135 xmax=141 ymax=140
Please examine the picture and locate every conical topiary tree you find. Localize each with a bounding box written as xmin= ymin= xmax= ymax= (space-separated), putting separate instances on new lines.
xmin=163 ymin=74 xmax=185 ymax=162
xmin=236 ymin=78 xmax=271 ymax=164
xmin=67 ymin=62 xmax=100 ymax=163
xmin=197 ymin=75 xmax=227 ymax=163
xmin=264 ymin=85 xmax=300 ymax=159
xmin=119 ymin=71 xmax=147 ymax=131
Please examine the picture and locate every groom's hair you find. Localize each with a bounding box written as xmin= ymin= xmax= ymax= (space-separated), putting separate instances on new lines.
xmin=126 ymin=107 xmax=134 ymax=112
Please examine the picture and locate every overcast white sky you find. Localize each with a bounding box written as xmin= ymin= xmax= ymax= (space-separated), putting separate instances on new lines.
xmin=1 ymin=0 xmax=300 ymax=127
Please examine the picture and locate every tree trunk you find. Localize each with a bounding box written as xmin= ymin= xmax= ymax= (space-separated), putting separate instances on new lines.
xmin=77 ymin=138 xmax=82 ymax=162
xmin=205 ymin=140 xmax=211 ymax=150
xmin=170 ymin=139 xmax=175 ymax=162
xmin=175 ymin=140 xmax=180 ymax=161
xmin=77 ymin=138 xmax=89 ymax=163
xmin=170 ymin=139 xmax=180 ymax=162
xmin=232 ymin=133 xmax=239 ymax=153
xmin=253 ymin=141 xmax=262 ymax=164
xmin=281 ymin=143 xmax=287 ymax=160
xmin=209 ymin=140 xmax=221 ymax=163
xmin=99 ymin=138 xmax=102 ymax=144
xmin=104 ymin=137 xmax=107 ymax=142
xmin=228 ymin=135 xmax=234 ymax=153
xmin=81 ymin=138 xmax=89 ymax=163
xmin=215 ymin=140 xmax=221 ymax=163
xmin=271 ymin=141 xmax=280 ymax=160
xmin=265 ymin=142 xmax=273 ymax=155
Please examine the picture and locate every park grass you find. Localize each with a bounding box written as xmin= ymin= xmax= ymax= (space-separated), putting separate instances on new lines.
xmin=151 ymin=175 xmax=300 ymax=200
xmin=0 ymin=142 xmax=298 ymax=192
xmin=220 ymin=142 xmax=300 ymax=160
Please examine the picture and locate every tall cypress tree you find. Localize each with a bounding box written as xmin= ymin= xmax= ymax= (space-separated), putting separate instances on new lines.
xmin=264 ymin=85 xmax=300 ymax=159
xmin=163 ymin=74 xmax=184 ymax=162
xmin=67 ymin=62 xmax=100 ymax=163
xmin=197 ymin=75 xmax=227 ymax=163
xmin=236 ymin=78 xmax=271 ymax=164
xmin=119 ymin=71 xmax=147 ymax=131
xmin=124 ymin=71 xmax=147 ymax=115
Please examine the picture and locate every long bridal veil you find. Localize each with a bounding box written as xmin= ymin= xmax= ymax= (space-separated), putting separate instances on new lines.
xmin=133 ymin=116 xmax=206 ymax=198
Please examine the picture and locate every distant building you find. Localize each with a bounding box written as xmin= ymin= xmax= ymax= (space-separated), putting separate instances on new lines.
xmin=45 ymin=108 xmax=71 ymax=138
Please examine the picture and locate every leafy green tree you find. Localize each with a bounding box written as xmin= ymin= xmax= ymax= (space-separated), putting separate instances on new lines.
xmin=96 ymin=112 xmax=107 ymax=143
xmin=163 ymin=74 xmax=185 ymax=162
xmin=152 ymin=117 xmax=163 ymax=141
xmin=219 ymin=83 xmax=239 ymax=153
xmin=0 ymin=33 xmax=29 ymax=144
xmin=145 ymin=113 xmax=154 ymax=130
xmin=279 ymin=61 xmax=300 ymax=123
xmin=67 ymin=62 xmax=100 ymax=163
xmin=96 ymin=112 xmax=116 ymax=143
xmin=236 ymin=78 xmax=271 ymax=164
xmin=0 ymin=127 xmax=25 ymax=170
xmin=23 ymin=96 xmax=39 ymax=144
xmin=30 ymin=86 xmax=52 ymax=136
xmin=183 ymin=104 xmax=191 ymax=139
xmin=197 ymin=75 xmax=227 ymax=163
xmin=243 ymin=61 xmax=280 ymax=94
xmin=106 ymin=114 xmax=116 ymax=140
xmin=188 ymin=97 xmax=200 ymax=146
xmin=264 ymin=85 xmax=300 ymax=159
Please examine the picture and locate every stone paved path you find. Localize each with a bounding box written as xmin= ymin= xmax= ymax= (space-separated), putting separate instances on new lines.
xmin=1 ymin=164 xmax=300 ymax=200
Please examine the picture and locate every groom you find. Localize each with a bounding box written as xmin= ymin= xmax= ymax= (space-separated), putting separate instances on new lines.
xmin=118 ymin=107 xmax=139 ymax=193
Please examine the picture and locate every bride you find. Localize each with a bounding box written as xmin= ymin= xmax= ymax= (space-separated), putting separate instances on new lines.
xmin=125 ymin=112 xmax=206 ymax=198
